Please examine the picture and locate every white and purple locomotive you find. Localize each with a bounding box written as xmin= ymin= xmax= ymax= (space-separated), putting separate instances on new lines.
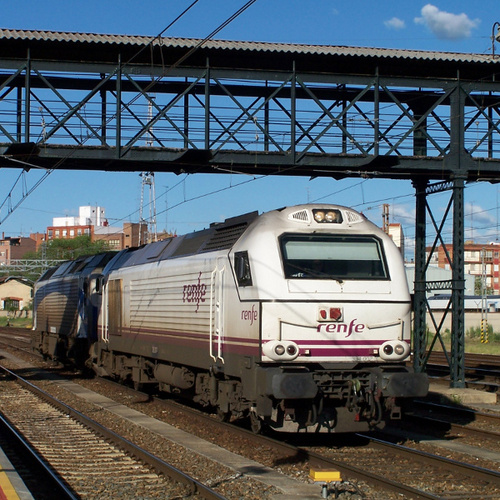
xmin=33 ymin=204 xmax=428 ymax=432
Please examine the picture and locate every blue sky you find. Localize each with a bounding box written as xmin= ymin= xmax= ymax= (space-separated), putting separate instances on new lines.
xmin=1 ymin=1 xmax=500 ymax=258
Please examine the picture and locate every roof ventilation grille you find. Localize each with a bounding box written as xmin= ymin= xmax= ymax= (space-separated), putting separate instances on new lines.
xmin=345 ymin=211 xmax=364 ymax=224
xmin=289 ymin=209 xmax=311 ymax=223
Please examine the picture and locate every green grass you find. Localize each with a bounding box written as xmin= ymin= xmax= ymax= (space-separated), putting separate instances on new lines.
xmin=0 ymin=317 xmax=33 ymax=329
xmin=464 ymin=339 xmax=500 ymax=354
xmin=425 ymin=327 xmax=500 ymax=355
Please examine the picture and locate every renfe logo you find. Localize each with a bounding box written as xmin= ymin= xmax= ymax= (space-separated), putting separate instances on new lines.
xmin=241 ymin=304 xmax=258 ymax=326
xmin=317 ymin=319 xmax=365 ymax=337
xmin=182 ymin=272 xmax=206 ymax=312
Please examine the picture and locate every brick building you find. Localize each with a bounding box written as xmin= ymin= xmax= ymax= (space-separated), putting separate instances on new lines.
xmin=46 ymin=205 xmax=147 ymax=250
xmin=93 ymin=222 xmax=147 ymax=250
xmin=427 ymin=242 xmax=500 ymax=294
xmin=0 ymin=235 xmax=37 ymax=266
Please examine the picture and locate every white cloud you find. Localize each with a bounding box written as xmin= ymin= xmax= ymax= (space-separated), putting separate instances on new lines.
xmin=466 ymin=202 xmax=496 ymax=225
xmin=384 ymin=17 xmax=406 ymax=31
xmin=414 ymin=4 xmax=480 ymax=40
xmin=392 ymin=204 xmax=415 ymax=223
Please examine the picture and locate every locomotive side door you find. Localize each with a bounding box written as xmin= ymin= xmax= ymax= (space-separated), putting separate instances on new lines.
xmin=209 ymin=259 xmax=225 ymax=363
xmin=76 ymin=277 xmax=89 ymax=339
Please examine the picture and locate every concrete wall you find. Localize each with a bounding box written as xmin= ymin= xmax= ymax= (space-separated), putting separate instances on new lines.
xmin=426 ymin=311 xmax=499 ymax=333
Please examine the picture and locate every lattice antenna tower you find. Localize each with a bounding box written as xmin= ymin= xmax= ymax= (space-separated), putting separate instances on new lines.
xmin=138 ymin=95 xmax=157 ymax=245
xmin=382 ymin=203 xmax=390 ymax=234
xmin=139 ymin=172 xmax=157 ymax=245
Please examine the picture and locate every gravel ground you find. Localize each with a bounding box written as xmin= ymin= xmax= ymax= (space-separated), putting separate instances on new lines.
xmin=0 ymin=350 xmax=353 ymax=499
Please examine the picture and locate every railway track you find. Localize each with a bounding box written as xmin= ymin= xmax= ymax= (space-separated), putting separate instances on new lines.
xmin=426 ymin=351 xmax=500 ymax=392
xmin=0 ymin=327 xmax=32 ymax=347
xmin=41 ymin=377 xmax=500 ymax=499
xmin=0 ymin=409 xmax=77 ymax=500
xmin=0 ymin=366 xmax=225 ymax=500
xmin=140 ymin=388 xmax=500 ymax=499
xmin=414 ymin=399 xmax=500 ymax=424
xmin=45 ymin=371 xmax=500 ymax=499
xmin=2 ymin=329 xmax=500 ymax=498
xmin=427 ymin=351 xmax=500 ymax=369
xmin=402 ymin=410 xmax=500 ymax=441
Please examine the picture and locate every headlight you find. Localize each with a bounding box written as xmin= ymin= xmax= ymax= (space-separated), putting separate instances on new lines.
xmin=383 ymin=345 xmax=393 ymax=355
xmin=275 ymin=344 xmax=285 ymax=355
xmin=325 ymin=210 xmax=340 ymax=222
xmin=312 ymin=208 xmax=343 ymax=224
xmin=313 ymin=210 xmax=325 ymax=222
xmin=263 ymin=340 xmax=300 ymax=361
xmin=379 ymin=340 xmax=410 ymax=361
xmin=394 ymin=344 xmax=405 ymax=355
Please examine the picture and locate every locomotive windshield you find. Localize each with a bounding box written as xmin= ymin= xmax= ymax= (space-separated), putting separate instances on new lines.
xmin=280 ymin=234 xmax=388 ymax=280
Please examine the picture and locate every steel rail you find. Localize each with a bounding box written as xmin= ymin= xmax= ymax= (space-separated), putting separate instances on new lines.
xmin=414 ymin=400 xmax=500 ymax=425
xmin=92 ymin=376 xmax=443 ymax=499
xmin=0 ymin=411 xmax=78 ymax=499
xmin=0 ymin=365 xmax=227 ymax=500
xmin=1 ymin=341 xmax=495 ymax=500
xmin=137 ymin=391 xmax=444 ymax=499
xmin=402 ymin=412 xmax=500 ymax=441
xmin=72 ymin=370 xmax=493 ymax=499
xmin=358 ymin=434 xmax=500 ymax=485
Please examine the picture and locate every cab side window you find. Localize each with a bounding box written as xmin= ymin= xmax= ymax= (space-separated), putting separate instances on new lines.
xmin=234 ymin=251 xmax=252 ymax=286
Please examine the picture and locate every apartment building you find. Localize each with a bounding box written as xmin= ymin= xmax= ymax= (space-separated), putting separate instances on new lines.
xmin=46 ymin=205 xmax=147 ymax=249
xmin=427 ymin=242 xmax=500 ymax=293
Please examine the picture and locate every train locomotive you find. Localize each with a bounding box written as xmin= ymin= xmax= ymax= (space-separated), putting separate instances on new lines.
xmin=32 ymin=204 xmax=428 ymax=433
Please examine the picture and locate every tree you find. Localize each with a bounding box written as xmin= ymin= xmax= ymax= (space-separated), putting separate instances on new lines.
xmin=23 ymin=236 xmax=112 ymax=261
xmin=0 ymin=237 xmax=116 ymax=283
xmin=474 ymin=275 xmax=493 ymax=296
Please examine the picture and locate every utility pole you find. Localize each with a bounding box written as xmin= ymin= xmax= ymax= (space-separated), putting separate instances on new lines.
xmin=481 ymin=249 xmax=489 ymax=344
xmin=139 ymin=172 xmax=157 ymax=245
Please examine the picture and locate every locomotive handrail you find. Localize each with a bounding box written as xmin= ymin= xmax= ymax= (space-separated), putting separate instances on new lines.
xmin=209 ymin=265 xmax=225 ymax=363
xmin=366 ymin=319 xmax=403 ymax=330
xmin=217 ymin=266 xmax=225 ymax=363
xmin=209 ymin=268 xmax=217 ymax=362
xmin=102 ymin=283 xmax=109 ymax=343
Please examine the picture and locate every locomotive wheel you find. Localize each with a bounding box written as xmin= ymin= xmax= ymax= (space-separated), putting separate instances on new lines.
xmin=249 ymin=411 xmax=262 ymax=434
xmin=216 ymin=408 xmax=231 ymax=422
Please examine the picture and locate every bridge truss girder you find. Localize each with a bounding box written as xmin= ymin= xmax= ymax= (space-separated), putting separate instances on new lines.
xmin=0 ymin=56 xmax=500 ymax=181
xmin=1 ymin=46 xmax=500 ymax=387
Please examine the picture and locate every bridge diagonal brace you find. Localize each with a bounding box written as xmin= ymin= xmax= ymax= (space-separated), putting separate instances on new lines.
xmin=466 ymin=91 xmax=500 ymax=154
xmin=112 ymin=89 xmax=167 ymax=149
xmin=207 ymin=94 xmax=261 ymax=151
xmin=274 ymin=96 xmax=328 ymax=154
xmin=295 ymin=77 xmax=376 ymax=160
xmin=33 ymin=68 xmax=115 ymax=144
xmin=32 ymin=90 xmax=81 ymax=144
xmin=211 ymin=75 xmax=292 ymax=153
xmin=120 ymin=72 xmax=206 ymax=153
xmin=381 ymin=84 xmax=452 ymax=156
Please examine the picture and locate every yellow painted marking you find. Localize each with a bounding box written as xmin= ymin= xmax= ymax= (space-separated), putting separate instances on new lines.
xmin=0 ymin=469 xmax=21 ymax=500
xmin=309 ymin=468 xmax=342 ymax=482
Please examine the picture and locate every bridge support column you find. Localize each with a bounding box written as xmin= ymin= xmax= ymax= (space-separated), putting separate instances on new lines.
xmin=412 ymin=179 xmax=428 ymax=373
xmin=450 ymin=178 xmax=465 ymax=388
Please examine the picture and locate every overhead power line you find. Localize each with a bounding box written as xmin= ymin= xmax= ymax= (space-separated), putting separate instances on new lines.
xmin=0 ymin=0 xmax=260 ymax=226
